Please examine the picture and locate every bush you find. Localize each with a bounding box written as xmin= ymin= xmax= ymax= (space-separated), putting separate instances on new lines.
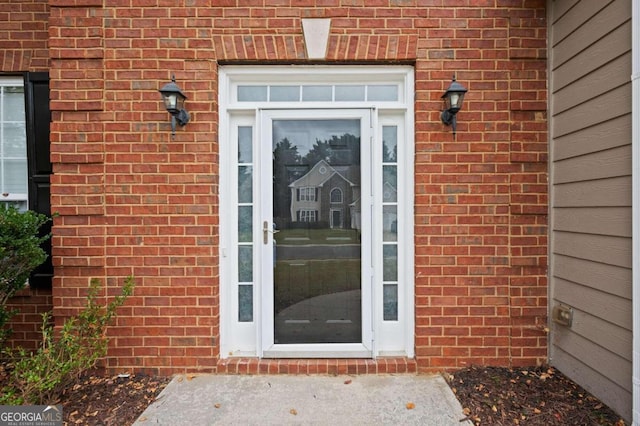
xmin=0 ymin=204 xmax=50 ymax=344
xmin=2 ymin=276 xmax=135 ymax=405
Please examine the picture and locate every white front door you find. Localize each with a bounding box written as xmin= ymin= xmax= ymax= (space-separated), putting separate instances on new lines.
xmin=219 ymin=65 xmax=415 ymax=359
xmin=259 ymin=109 xmax=373 ymax=357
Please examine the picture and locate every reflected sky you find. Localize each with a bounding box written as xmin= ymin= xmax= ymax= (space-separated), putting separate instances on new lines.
xmin=273 ymin=119 xmax=360 ymax=157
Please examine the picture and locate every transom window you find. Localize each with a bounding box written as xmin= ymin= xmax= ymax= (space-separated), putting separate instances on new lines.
xmin=237 ymin=84 xmax=399 ymax=103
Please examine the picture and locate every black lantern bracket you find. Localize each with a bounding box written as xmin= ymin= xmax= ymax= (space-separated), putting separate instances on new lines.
xmin=158 ymin=74 xmax=190 ymax=137
xmin=440 ymin=75 xmax=468 ymax=139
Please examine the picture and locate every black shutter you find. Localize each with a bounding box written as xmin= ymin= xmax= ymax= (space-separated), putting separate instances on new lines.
xmin=25 ymin=72 xmax=52 ymax=289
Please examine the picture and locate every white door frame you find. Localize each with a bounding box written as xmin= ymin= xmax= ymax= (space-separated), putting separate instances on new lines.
xmin=218 ymin=65 xmax=415 ymax=359
xmin=258 ymin=108 xmax=373 ymax=358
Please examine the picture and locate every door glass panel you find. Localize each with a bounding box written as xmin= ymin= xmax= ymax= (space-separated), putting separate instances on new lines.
xmin=383 ymin=205 xmax=397 ymax=242
xmin=383 ymin=284 xmax=398 ymax=321
xmin=382 ymin=125 xmax=399 ymax=322
xmin=238 ymin=126 xmax=252 ymax=162
xmin=272 ymin=119 xmax=361 ymax=344
xmin=238 ymin=206 xmax=252 ymax=242
xmin=238 ymin=166 xmax=252 ymax=203
xmin=237 ymin=124 xmax=255 ymax=323
xmin=238 ymin=284 xmax=253 ymax=322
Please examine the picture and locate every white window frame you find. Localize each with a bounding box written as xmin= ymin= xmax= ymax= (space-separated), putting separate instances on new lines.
xmin=219 ymin=65 xmax=415 ymax=359
xmin=0 ymin=77 xmax=28 ymax=209
xmin=330 ymin=187 xmax=343 ymax=203
xmin=298 ymin=209 xmax=317 ymax=222
xmin=298 ymin=187 xmax=316 ymax=202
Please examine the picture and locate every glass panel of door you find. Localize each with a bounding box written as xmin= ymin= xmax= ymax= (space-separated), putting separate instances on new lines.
xmin=270 ymin=118 xmax=362 ymax=344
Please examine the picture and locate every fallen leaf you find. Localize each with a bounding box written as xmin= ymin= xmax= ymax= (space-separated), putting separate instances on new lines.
xmin=290 ymin=409 xmax=298 ymax=415
xmin=187 ymin=374 xmax=196 ymax=381
xmin=344 ymin=379 xmax=352 ymax=385
xmin=491 ymin=405 xmax=497 ymax=412
xmin=214 ymin=403 xmax=221 ymax=409
xmin=138 ymin=416 xmax=147 ymax=422
xmin=533 ymin=408 xmax=541 ymax=414
xmin=406 ymin=402 xmax=415 ymax=410
xmin=462 ymin=407 xmax=471 ymax=416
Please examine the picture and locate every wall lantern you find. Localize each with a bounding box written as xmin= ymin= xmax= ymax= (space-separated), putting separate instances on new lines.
xmin=440 ymin=75 xmax=468 ymax=139
xmin=158 ymin=75 xmax=190 ymax=136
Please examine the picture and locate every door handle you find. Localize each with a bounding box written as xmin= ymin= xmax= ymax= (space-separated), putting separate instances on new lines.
xmin=263 ymin=221 xmax=280 ymax=244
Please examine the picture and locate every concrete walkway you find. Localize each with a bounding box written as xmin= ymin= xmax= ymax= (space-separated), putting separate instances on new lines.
xmin=133 ymin=374 xmax=471 ymax=425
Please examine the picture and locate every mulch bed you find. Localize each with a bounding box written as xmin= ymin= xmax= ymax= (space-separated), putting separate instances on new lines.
xmin=57 ymin=374 xmax=170 ymax=425
xmin=447 ymin=365 xmax=627 ymax=425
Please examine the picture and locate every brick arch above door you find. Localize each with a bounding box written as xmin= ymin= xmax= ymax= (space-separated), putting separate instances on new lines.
xmin=212 ymin=34 xmax=418 ymax=62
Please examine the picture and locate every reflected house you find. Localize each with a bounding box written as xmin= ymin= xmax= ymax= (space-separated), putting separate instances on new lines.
xmin=288 ymin=159 xmax=360 ymax=230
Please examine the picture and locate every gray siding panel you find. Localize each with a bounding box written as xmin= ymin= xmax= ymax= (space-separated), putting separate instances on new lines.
xmin=553 ymin=176 xmax=631 ymax=207
xmin=553 ymin=115 xmax=630 ymax=160
xmin=552 ymin=54 xmax=631 ymax=114
xmin=552 ymin=84 xmax=631 ymax=137
xmin=553 ymin=145 xmax=631 ymax=183
xmin=553 ymin=232 xmax=631 ymax=269
xmin=552 ymin=324 xmax=631 ymax=388
xmin=550 ymin=1 xmax=614 ymax=42
xmin=552 ymin=21 xmax=631 ymax=92
xmin=554 ymin=278 xmax=631 ymax=329
xmin=553 ymin=207 xmax=631 ymax=237
xmin=549 ymin=0 xmax=632 ymax=420
xmin=553 ymin=254 xmax=631 ymax=299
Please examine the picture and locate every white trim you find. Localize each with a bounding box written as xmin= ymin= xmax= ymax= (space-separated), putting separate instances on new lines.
xmin=631 ymin=1 xmax=640 ymax=423
xmin=219 ymin=65 xmax=415 ymax=359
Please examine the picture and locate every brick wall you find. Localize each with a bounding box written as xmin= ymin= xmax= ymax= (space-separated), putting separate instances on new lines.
xmin=43 ymin=0 xmax=548 ymax=374
xmin=0 ymin=0 xmax=51 ymax=351
xmin=0 ymin=0 xmax=49 ymax=71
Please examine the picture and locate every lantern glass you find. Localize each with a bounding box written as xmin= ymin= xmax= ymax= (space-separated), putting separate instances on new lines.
xmin=162 ymin=93 xmax=179 ymax=113
xmin=450 ymin=91 xmax=465 ymax=110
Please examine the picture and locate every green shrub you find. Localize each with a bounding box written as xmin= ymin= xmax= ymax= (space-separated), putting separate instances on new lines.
xmin=0 ymin=204 xmax=50 ymax=344
xmin=2 ymin=276 xmax=135 ymax=405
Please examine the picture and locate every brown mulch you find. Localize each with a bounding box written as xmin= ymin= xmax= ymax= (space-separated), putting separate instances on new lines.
xmin=57 ymin=373 xmax=170 ymax=425
xmin=447 ymin=365 xmax=627 ymax=425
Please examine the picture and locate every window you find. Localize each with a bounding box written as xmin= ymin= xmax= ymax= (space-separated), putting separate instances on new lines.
xmin=0 ymin=73 xmax=52 ymax=288
xmin=297 ymin=187 xmax=316 ymax=202
xmin=298 ymin=210 xmax=317 ymax=222
xmin=330 ymin=188 xmax=343 ymax=203
xmin=0 ymin=78 xmax=27 ymax=210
